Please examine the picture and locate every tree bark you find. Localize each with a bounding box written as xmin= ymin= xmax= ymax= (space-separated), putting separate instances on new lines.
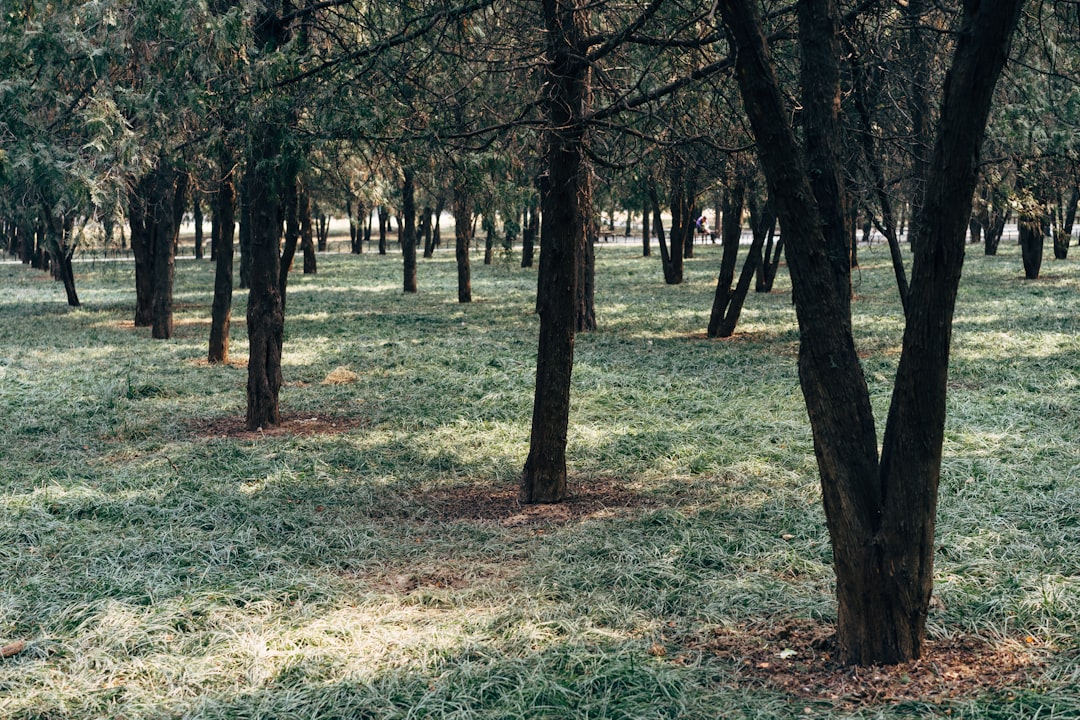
xmin=401 ymin=168 xmax=418 ymax=293
xmin=128 ymin=174 xmax=155 ymax=326
xmin=521 ymin=0 xmax=590 ymax=505
xmin=209 ymin=156 xmax=236 ymax=364
xmin=717 ymin=0 xmax=1023 ymax=665
xmin=454 ymin=183 xmax=472 ymax=303
xmin=300 ymin=188 xmax=316 ymax=274
xmin=1019 ymin=213 xmax=1043 ymax=279
xmin=152 ymin=167 xmax=188 ymax=340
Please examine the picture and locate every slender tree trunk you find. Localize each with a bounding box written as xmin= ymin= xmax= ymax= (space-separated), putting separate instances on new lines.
xmin=279 ymin=179 xmax=300 ymax=310
xmin=421 ymin=205 xmax=435 ymax=258
xmin=209 ymin=156 xmax=236 ymax=364
xmin=193 ymin=196 xmax=204 ymax=259
xmin=577 ymin=205 xmax=596 ymax=332
xmin=1054 ymin=183 xmax=1077 ymax=259
xmin=378 ymin=206 xmax=388 ymax=255
xmin=300 ymin=189 xmax=316 ymax=274
xmin=642 ymin=203 xmax=651 ymax=256
xmin=152 ymin=167 xmax=188 ymax=340
xmin=238 ymin=172 xmax=252 ymax=288
xmin=454 ymin=183 xmax=472 ymax=303
xmin=522 ymin=200 xmax=538 ymax=268
xmin=521 ymin=0 xmax=589 ymax=504
xmin=401 ymin=168 xmax=418 ymax=293
xmin=483 ymin=217 xmax=495 ymax=265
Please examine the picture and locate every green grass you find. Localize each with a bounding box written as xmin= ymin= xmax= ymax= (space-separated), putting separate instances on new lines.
xmin=1 ymin=238 xmax=1079 ymax=718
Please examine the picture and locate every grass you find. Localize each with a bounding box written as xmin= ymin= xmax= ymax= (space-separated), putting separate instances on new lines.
xmin=1 ymin=237 xmax=1079 ymax=718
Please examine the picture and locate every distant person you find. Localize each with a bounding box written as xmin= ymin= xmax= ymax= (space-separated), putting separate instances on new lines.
xmin=695 ymin=214 xmax=710 ymax=240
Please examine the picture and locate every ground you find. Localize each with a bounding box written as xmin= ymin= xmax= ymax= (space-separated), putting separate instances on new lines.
xmin=194 ymin=413 xmax=1050 ymax=710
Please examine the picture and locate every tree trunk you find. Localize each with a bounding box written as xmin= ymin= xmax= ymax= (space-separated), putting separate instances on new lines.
xmin=1019 ymin=213 xmax=1043 ymax=279
xmin=454 ymin=184 xmax=472 ymax=303
xmin=128 ymin=174 xmax=155 ymax=327
xmin=642 ymin=203 xmax=651 ymax=256
xmin=521 ymin=0 xmax=589 ymax=505
xmin=279 ymin=179 xmax=300 ymax=310
xmin=43 ymin=211 xmax=80 ymax=307
xmin=521 ymin=200 xmax=538 ymax=268
xmin=209 ymin=156 xmax=236 ymax=364
xmin=238 ymin=172 xmax=252 ymax=288
xmin=717 ymin=0 xmax=1022 ymax=665
xmin=401 ymin=169 xmax=418 ymax=293
xmin=193 ymin=195 xmax=204 ymax=259
xmin=378 ymin=206 xmax=389 ymax=255
xmin=300 ymin=189 xmax=316 ymax=274
xmin=1054 ymin=183 xmax=1077 ymax=259
xmin=483 ymin=217 xmax=495 ymax=265
xmin=708 ymin=179 xmax=764 ymax=338
xmin=421 ymin=205 xmax=435 ymax=258
xmin=576 ymin=206 xmax=596 ymax=332
xmin=151 ymin=168 xmax=188 ymax=340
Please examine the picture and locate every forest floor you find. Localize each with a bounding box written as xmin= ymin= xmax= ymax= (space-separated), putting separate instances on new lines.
xmin=1 ymin=241 xmax=1078 ymax=719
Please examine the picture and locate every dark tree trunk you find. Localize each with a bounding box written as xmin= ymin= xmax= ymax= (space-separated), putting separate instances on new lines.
xmin=521 ymin=200 xmax=538 ymax=268
xmin=521 ymin=0 xmax=590 ymax=505
xmin=708 ymin=179 xmax=764 ymax=338
xmin=1054 ymin=184 xmax=1077 ymax=259
xmin=1019 ymin=213 xmax=1043 ymax=279
xmin=316 ymin=207 xmax=328 ymax=252
xmin=245 ymin=146 xmax=286 ymax=430
xmin=752 ymin=195 xmax=782 ymax=293
xmin=401 ymin=169 xmax=418 ymax=293
xmin=152 ymin=168 xmax=188 ymax=340
xmin=128 ymin=174 xmax=155 ymax=326
xmin=642 ymin=203 xmax=651 ymax=256
xmin=210 ymin=200 xmax=220 ymax=261
xmin=904 ymin=0 xmax=933 ymax=253
xmin=193 ymin=195 xmax=204 ymax=259
xmin=433 ymin=196 xmax=445 ymax=251
xmin=421 ymin=205 xmax=435 ymax=258
xmin=300 ymin=190 xmax=316 ymax=274
xmin=577 ymin=207 xmax=596 ymax=332
xmin=43 ymin=212 xmax=80 ymax=307
xmin=209 ymin=156 xmax=236 ymax=364
xmin=278 ymin=179 xmax=300 ymax=310
xmin=378 ymin=206 xmax=389 ymax=255
xmin=453 ymin=184 xmax=472 ymax=303
xmin=483 ymin=217 xmax=495 ymax=265
xmin=238 ymin=172 xmax=252 ymax=288
xmin=347 ymin=197 xmax=357 ymax=253
xmin=717 ymin=0 xmax=1022 ymax=665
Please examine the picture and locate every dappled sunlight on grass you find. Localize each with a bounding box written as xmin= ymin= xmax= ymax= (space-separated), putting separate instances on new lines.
xmin=2 ymin=244 xmax=1080 ymax=717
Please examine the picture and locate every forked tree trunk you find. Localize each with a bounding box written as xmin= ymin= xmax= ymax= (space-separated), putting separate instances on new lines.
xmin=708 ymin=178 xmax=764 ymax=338
xmin=209 ymin=156 xmax=236 ymax=364
xmin=717 ymin=0 xmax=1022 ymax=665
xmin=521 ymin=0 xmax=590 ymax=504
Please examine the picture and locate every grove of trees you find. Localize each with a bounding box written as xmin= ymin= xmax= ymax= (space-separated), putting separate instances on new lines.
xmin=2 ymin=0 xmax=1077 ymax=666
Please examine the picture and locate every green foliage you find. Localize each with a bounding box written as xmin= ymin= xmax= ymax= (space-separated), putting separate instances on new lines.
xmin=1 ymin=241 xmax=1078 ymax=717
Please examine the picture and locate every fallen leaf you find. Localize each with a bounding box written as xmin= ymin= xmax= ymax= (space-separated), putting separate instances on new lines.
xmin=1 ymin=641 xmax=26 ymax=658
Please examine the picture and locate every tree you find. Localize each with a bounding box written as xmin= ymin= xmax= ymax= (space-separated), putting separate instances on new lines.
xmin=520 ymin=0 xmax=591 ymax=504
xmin=716 ymin=0 xmax=1024 ymax=664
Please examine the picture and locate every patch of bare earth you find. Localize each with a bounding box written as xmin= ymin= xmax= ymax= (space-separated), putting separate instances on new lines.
xmin=418 ymin=476 xmax=659 ymax=529
xmin=191 ymin=412 xmax=367 ymax=440
xmin=681 ymin=619 xmax=1046 ymax=707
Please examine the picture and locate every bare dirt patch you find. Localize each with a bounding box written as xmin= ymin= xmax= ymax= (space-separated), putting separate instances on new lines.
xmin=683 ymin=619 xmax=1046 ymax=707
xmin=419 ymin=476 xmax=660 ymax=528
xmin=191 ymin=412 xmax=367 ymax=440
